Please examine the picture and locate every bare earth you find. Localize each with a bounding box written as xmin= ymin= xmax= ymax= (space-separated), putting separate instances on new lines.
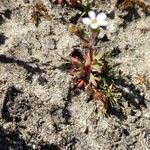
xmin=0 ymin=0 xmax=150 ymax=149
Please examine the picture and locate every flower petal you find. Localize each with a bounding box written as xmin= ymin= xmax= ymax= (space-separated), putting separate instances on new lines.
xmin=96 ymin=12 xmax=107 ymax=21
xmin=88 ymin=11 xmax=96 ymax=19
xmin=91 ymin=23 xmax=99 ymax=29
xmin=98 ymin=20 xmax=108 ymax=27
xmin=82 ymin=17 xmax=92 ymax=25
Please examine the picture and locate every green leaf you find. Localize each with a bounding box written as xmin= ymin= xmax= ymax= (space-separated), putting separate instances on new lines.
xmin=92 ymin=64 xmax=101 ymax=72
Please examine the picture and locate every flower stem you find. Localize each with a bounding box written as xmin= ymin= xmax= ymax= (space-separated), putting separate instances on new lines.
xmin=88 ymin=29 xmax=99 ymax=49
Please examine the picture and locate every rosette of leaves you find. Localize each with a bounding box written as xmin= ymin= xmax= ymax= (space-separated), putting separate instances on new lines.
xmin=69 ymin=49 xmax=106 ymax=88
xmin=69 ymin=49 xmax=121 ymax=112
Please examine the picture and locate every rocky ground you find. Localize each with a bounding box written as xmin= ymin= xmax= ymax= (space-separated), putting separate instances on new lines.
xmin=0 ymin=0 xmax=150 ymax=149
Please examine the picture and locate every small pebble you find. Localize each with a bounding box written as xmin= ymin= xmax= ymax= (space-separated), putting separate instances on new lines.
xmin=3 ymin=122 xmax=12 ymax=130
xmin=136 ymin=110 xmax=142 ymax=117
xmin=143 ymin=112 xmax=150 ymax=119
xmin=32 ymin=144 xmax=36 ymax=149
xmin=140 ymin=92 xmax=144 ymax=97
xmin=123 ymin=87 xmax=130 ymax=93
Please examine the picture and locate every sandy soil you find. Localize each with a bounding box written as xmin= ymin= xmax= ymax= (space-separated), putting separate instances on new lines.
xmin=0 ymin=0 xmax=150 ymax=149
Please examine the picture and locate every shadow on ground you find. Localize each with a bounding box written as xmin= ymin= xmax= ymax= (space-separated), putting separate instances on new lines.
xmin=0 ymin=55 xmax=44 ymax=74
xmin=0 ymin=125 xmax=30 ymax=150
xmin=0 ymin=33 xmax=7 ymax=45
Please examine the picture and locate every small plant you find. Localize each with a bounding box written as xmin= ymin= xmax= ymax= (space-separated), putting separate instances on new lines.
xmin=31 ymin=0 xmax=51 ymax=27
xmin=117 ymin=0 xmax=150 ymax=13
xmin=51 ymin=0 xmax=93 ymax=15
xmin=51 ymin=0 xmax=65 ymax=4
xmin=51 ymin=0 xmax=81 ymax=6
xmin=68 ymin=11 xmax=121 ymax=113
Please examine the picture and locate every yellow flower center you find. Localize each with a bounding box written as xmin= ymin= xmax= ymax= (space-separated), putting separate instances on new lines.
xmin=92 ymin=19 xmax=97 ymax=24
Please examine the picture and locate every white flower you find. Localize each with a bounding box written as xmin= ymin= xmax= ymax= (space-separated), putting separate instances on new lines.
xmin=82 ymin=11 xmax=108 ymax=29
